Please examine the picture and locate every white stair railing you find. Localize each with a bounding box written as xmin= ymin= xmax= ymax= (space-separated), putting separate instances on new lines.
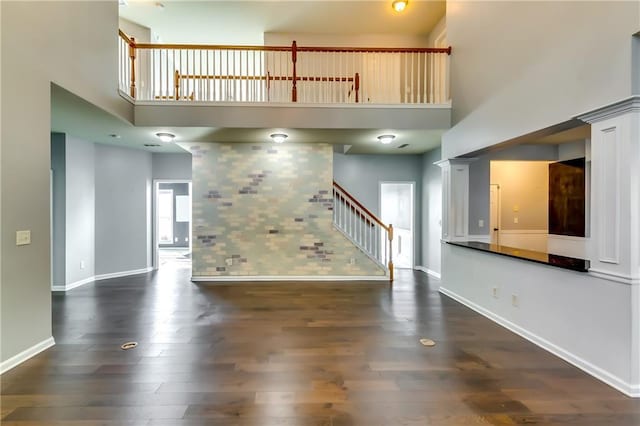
xmin=333 ymin=181 xmax=394 ymax=281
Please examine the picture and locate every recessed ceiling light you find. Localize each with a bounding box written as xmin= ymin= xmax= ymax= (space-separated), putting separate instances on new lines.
xmin=155 ymin=132 xmax=175 ymax=143
xmin=392 ymin=0 xmax=408 ymax=12
xmin=270 ymin=133 xmax=288 ymax=144
xmin=109 ymin=134 xmax=121 ymax=139
xmin=377 ymin=134 xmax=396 ymax=145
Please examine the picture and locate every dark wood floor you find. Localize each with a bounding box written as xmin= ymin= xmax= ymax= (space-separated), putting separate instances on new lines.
xmin=2 ymin=265 xmax=639 ymax=425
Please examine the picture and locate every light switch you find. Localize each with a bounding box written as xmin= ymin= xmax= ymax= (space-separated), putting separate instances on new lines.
xmin=478 ymin=219 xmax=484 ymax=228
xmin=514 ymin=217 xmax=519 ymax=224
xmin=16 ymin=230 xmax=31 ymax=246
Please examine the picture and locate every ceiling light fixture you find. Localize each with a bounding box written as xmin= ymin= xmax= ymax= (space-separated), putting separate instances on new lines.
xmin=109 ymin=134 xmax=121 ymax=139
xmin=377 ymin=134 xmax=396 ymax=145
xmin=392 ymin=0 xmax=408 ymax=12
xmin=270 ymin=133 xmax=288 ymax=144
xmin=155 ymin=132 xmax=175 ymax=143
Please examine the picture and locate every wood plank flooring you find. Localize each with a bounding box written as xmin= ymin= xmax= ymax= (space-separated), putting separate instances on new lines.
xmin=2 ymin=266 xmax=639 ymax=425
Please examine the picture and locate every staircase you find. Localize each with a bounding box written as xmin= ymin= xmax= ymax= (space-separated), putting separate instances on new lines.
xmin=332 ymin=181 xmax=394 ymax=281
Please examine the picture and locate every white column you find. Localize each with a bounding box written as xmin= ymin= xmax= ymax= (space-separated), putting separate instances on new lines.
xmin=578 ymin=96 xmax=640 ymax=395
xmin=436 ymin=159 xmax=474 ymax=242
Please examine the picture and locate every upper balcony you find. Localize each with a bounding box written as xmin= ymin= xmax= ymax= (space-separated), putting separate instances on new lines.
xmin=119 ymin=30 xmax=451 ymax=105
xmin=118 ymin=30 xmax=452 ymax=130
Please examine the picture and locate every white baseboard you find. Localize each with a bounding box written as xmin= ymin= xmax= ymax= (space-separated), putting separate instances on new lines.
xmin=95 ymin=267 xmax=153 ymax=281
xmin=51 ymin=267 xmax=153 ymax=291
xmin=439 ymin=286 xmax=639 ymax=398
xmin=192 ymin=275 xmax=389 ymax=282
xmin=0 ymin=337 xmax=55 ymax=375
xmin=51 ymin=275 xmax=96 ymax=292
xmin=414 ymin=266 xmax=441 ymax=279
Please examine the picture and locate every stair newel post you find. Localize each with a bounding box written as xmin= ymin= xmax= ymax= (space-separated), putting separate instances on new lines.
xmin=174 ymin=70 xmax=180 ymax=100
xmin=388 ymin=224 xmax=394 ymax=282
xmin=291 ymin=40 xmax=298 ymax=102
xmin=128 ymin=37 xmax=136 ymax=98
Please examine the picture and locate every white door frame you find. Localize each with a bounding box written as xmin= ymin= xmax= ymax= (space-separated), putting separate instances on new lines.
xmin=379 ymin=181 xmax=416 ymax=269
xmin=489 ymin=183 xmax=501 ymax=245
xmin=152 ymin=179 xmax=192 ymax=270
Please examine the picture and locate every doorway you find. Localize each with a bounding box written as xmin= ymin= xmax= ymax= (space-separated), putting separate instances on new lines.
xmin=489 ymin=184 xmax=500 ymax=244
xmin=153 ymin=180 xmax=192 ymax=269
xmin=380 ymin=182 xmax=414 ymax=269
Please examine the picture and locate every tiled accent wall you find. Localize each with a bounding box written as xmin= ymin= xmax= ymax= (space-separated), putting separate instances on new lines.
xmin=185 ymin=142 xmax=385 ymax=277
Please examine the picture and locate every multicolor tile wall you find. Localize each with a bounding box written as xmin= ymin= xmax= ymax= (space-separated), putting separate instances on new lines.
xmin=185 ymin=142 xmax=385 ymax=277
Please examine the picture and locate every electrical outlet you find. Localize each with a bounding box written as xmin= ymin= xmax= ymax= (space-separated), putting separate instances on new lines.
xmin=80 ymin=261 xmax=85 ymax=270
xmin=492 ymin=287 xmax=499 ymax=298
xmin=514 ymin=217 xmax=519 ymax=224
xmin=225 ymin=258 xmax=233 ymax=266
xmin=349 ymin=258 xmax=356 ymax=265
xmin=478 ymin=219 xmax=484 ymax=228
xmin=16 ymin=230 xmax=31 ymax=246
xmin=512 ymin=294 xmax=519 ymax=307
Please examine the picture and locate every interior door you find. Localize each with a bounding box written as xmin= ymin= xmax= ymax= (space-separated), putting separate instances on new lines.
xmin=380 ymin=182 xmax=414 ymax=268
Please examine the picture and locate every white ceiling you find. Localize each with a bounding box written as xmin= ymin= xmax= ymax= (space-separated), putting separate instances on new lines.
xmin=119 ymin=0 xmax=446 ymax=45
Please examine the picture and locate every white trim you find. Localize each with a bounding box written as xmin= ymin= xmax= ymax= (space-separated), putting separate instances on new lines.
xmin=414 ymin=266 xmax=441 ymax=279
xmin=1 ymin=337 xmax=55 ymax=375
xmin=379 ymin=181 xmax=416 ymax=269
xmin=95 ymin=267 xmax=153 ymax=281
xmin=588 ymin=268 xmax=640 ymax=286
xmin=133 ymin=100 xmax=453 ymax=109
xmin=153 ymin=179 xmax=192 ymax=271
xmin=439 ymin=286 xmax=639 ymax=398
xmin=192 ymin=275 xmax=389 ymax=282
xmin=468 ymin=234 xmax=491 ymax=243
xmin=51 ymin=275 xmax=95 ymax=292
xmin=576 ymin=96 xmax=640 ymax=123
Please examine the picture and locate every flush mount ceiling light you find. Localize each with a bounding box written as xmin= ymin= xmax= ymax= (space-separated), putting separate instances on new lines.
xmin=378 ymin=134 xmax=396 ymax=145
xmin=155 ymin=132 xmax=175 ymax=143
xmin=270 ymin=133 xmax=288 ymax=144
xmin=392 ymin=0 xmax=408 ymax=12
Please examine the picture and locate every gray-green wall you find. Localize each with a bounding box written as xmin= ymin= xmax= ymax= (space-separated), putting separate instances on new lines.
xmin=333 ymin=153 xmax=423 ymax=267
xmin=1 ymin=0 xmax=131 ymax=367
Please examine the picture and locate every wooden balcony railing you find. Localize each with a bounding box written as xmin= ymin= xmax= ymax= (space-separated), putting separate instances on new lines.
xmin=119 ymin=30 xmax=451 ymax=105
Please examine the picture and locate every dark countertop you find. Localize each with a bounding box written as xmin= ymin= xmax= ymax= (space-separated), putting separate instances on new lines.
xmin=447 ymin=240 xmax=590 ymax=272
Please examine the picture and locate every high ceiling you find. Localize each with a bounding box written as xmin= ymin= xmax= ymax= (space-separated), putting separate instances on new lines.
xmin=53 ymin=1 xmax=448 ymax=155
xmin=119 ymin=0 xmax=446 ymax=45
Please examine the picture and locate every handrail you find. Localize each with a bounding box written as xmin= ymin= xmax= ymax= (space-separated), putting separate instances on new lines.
xmin=118 ymin=29 xmax=452 ymax=105
xmin=121 ymin=34 xmax=451 ymax=55
xmin=332 ymin=180 xmax=394 ymax=281
xmin=118 ymin=29 xmax=133 ymax=45
xmin=333 ymin=181 xmax=388 ymax=231
xmin=298 ymin=46 xmax=451 ymax=54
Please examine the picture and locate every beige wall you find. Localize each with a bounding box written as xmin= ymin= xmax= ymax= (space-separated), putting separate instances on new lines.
xmin=490 ymin=161 xmax=550 ymax=231
xmin=1 ymin=1 xmax=130 ymax=365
